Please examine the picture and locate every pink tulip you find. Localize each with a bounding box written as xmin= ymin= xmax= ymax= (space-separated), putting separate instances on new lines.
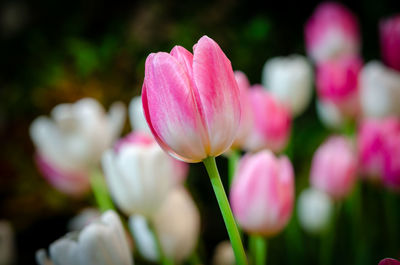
xmin=316 ymin=55 xmax=362 ymax=116
xmin=310 ymin=136 xmax=357 ymax=200
xmin=231 ymin=71 xmax=253 ymax=149
xmin=142 ymin=36 xmax=241 ymax=163
xmin=230 ymin=150 xmax=294 ymax=236
xmin=380 ymin=15 xmax=400 ymax=72
xmin=35 ymin=154 xmax=90 ymax=197
xmin=244 ymin=86 xmax=291 ymax=153
xmin=358 ymin=118 xmax=400 ymax=189
xmin=305 ymin=2 xmax=360 ymax=63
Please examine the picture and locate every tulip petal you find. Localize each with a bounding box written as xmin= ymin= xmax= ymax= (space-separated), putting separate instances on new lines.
xmin=192 ymin=36 xmax=241 ymax=156
xmin=142 ymin=52 xmax=208 ymax=162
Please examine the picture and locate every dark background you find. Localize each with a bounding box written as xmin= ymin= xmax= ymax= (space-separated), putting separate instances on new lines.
xmin=1 ymin=0 xmax=400 ymax=264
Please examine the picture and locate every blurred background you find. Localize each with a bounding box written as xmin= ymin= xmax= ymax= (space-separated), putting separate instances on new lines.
xmin=1 ymin=0 xmax=400 ymax=264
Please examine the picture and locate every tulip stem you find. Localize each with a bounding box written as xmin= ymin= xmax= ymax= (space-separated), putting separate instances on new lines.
xmin=90 ymin=168 xmax=115 ymax=212
xmin=203 ymin=157 xmax=248 ymax=265
xmin=149 ymin=221 xmax=174 ymax=265
xmin=249 ymin=235 xmax=267 ymax=265
xmin=228 ymin=149 xmax=240 ymax=188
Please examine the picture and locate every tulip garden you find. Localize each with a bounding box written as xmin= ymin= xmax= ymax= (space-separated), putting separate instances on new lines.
xmin=1 ymin=1 xmax=400 ymax=265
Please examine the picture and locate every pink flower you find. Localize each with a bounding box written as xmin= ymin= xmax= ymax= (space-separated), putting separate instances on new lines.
xmin=305 ymin=2 xmax=360 ymax=63
xmin=230 ymin=150 xmax=294 ymax=236
xmin=358 ymin=118 xmax=400 ymax=189
xmin=231 ymin=71 xmax=253 ymax=149
xmin=379 ymin=258 xmax=400 ymax=265
xmin=380 ymin=15 xmax=400 ymax=72
xmin=244 ymin=86 xmax=291 ymax=153
xmin=316 ymin=55 xmax=362 ymax=117
xmin=310 ymin=136 xmax=357 ymax=200
xmin=142 ymin=36 xmax=241 ymax=163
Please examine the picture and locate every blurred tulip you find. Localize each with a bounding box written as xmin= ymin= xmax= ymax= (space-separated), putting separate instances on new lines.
xmin=380 ymin=15 xmax=400 ymax=72
xmin=305 ymin=2 xmax=360 ymax=63
xmin=67 ymin=208 xmax=101 ymax=231
xmin=230 ymin=150 xmax=294 ymax=236
xmin=36 ymin=210 xmax=133 ymax=265
xmin=142 ymin=35 xmax=241 ymax=163
xmin=129 ymin=187 xmax=200 ymax=263
xmin=316 ymin=55 xmax=362 ymax=117
xmin=102 ymin=132 xmax=188 ymax=217
xmin=129 ymin=96 xmax=151 ymax=134
xmin=360 ymin=61 xmax=400 ymax=118
xmin=297 ymin=188 xmax=333 ymax=234
xmin=316 ymin=100 xmax=345 ymax=129
xmin=379 ymin=258 xmax=400 ymax=265
xmin=262 ymin=55 xmax=313 ymax=116
xmin=231 ymin=71 xmax=253 ymax=149
xmin=0 ymin=221 xmax=15 ymax=265
xmin=212 ymin=241 xmax=235 ymax=265
xmin=358 ymin=118 xmax=400 ymax=189
xmin=30 ymin=98 xmax=126 ymax=196
xmin=311 ymin=136 xmax=357 ymax=199
xmin=244 ymin=87 xmax=291 ymax=153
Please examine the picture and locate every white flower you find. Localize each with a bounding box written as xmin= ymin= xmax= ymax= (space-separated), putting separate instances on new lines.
xmin=262 ymin=55 xmax=313 ymax=116
xmin=212 ymin=241 xmax=235 ymax=265
xmin=129 ymin=187 xmax=200 ymax=263
xmin=129 ymin=96 xmax=151 ymax=134
xmin=316 ymin=100 xmax=345 ymax=129
xmin=297 ymin=188 xmax=333 ymax=234
xmin=36 ymin=210 xmax=133 ymax=265
xmin=360 ymin=61 xmax=400 ymax=118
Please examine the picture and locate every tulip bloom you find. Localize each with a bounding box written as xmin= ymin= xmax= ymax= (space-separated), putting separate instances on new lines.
xmin=142 ymin=35 xmax=241 ymax=163
xmin=129 ymin=187 xmax=200 ymax=263
xmin=30 ymin=98 xmax=126 ymax=196
xmin=230 ymin=150 xmax=294 ymax=236
xmin=129 ymin=96 xmax=151 ymax=134
xmin=244 ymin=87 xmax=291 ymax=153
xmin=102 ymin=132 xmax=188 ymax=217
xmin=262 ymin=55 xmax=313 ymax=116
xmin=311 ymin=136 xmax=357 ymax=200
xmin=360 ymin=61 xmax=400 ymax=118
xmin=380 ymin=15 xmax=400 ymax=72
xmin=358 ymin=118 xmax=400 ymax=189
xmin=305 ymin=2 xmax=360 ymax=63
xmin=36 ymin=210 xmax=133 ymax=265
xmin=297 ymin=188 xmax=333 ymax=234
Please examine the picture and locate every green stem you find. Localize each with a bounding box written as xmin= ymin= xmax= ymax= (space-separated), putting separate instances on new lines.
xmin=320 ymin=203 xmax=341 ymax=265
xmin=228 ymin=149 xmax=240 ymax=188
xmin=149 ymin=221 xmax=174 ymax=265
xmin=249 ymin=235 xmax=267 ymax=265
xmin=203 ymin=157 xmax=248 ymax=265
xmin=89 ymin=168 xmax=115 ymax=212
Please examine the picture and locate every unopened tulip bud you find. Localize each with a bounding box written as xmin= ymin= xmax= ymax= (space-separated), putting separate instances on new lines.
xmin=297 ymin=188 xmax=333 ymax=234
xmin=311 ymin=136 xmax=357 ymax=199
xmin=36 ymin=210 xmax=133 ymax=265
xmin=142 ymin=36 xmax=241 ymax=162
xmin=305 ymin=2 xmax=360 ymax=63
xmin=102 ymin=132 xmax=188 ymax=217
xmin=230 ymin=150 xmax=294 ymax=236
xmin=262 ymin=55 xmax=313 ymax=116
xmin=380 ymin=15 xmax=400 ymax=72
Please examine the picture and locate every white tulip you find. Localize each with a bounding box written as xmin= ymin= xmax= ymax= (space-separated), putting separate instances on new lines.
xmin=297 ymin=188 xmax=333 ymax=234
xmin=129 ymin=96 xmax=151 ymax=134
xmin=262 ymin=55 xmax=313 ymax=116
xmin=129 ymin=187 xmax=200 ymax=263
xmin=102 ymin=132 xmax=184 ymax=217
xmin=360 ymin=61 xmax=400 ymax=118
xmin=67 ymin=208 xmax=101 ymax=231
xmin=36 ymin=210 xmax=133 ymax=265
xmin=316 ymin=100 xmax=345 ymax=129
xmin=212 ymin=241 xmax=235 ymax=265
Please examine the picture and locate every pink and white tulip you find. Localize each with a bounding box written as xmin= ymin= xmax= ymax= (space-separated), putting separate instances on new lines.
xmin=358 ymin=118 xmax=400 ymax=189
xmin=310 ymin=136 xmax=357 ymax=200
xmin=262 ymin=55 xmax=313 ymax=116
xmin=315 ymin=55 xmax=362 ymax=117
xmin=230 ymin=150 xmax=294 ymax=236
xmin=244 ymin=87 xmax=291 ymax=153
xmin=102 ymin=132 xmax=188 ymax=217
xmin=380 ymin=15 xmax=400 ymax=72
xmin=360 ymin=61 xmax=400 ymax=118
xmin=30 ymin=98 xmax=126 ymax=196
xmin=142 ymin=36 xmax=241 ymax=163
xmin=305 ymin=2 xmax=360 ymax=63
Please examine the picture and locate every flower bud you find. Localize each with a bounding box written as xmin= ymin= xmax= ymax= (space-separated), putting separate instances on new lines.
xmin=380 ymin=15 xmax=400 ymax=72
